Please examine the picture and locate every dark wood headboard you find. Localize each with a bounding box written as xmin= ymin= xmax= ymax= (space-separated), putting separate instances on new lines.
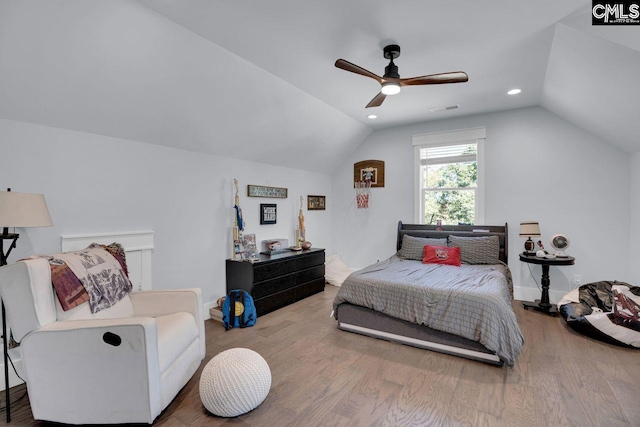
xmin=397 ymin=221 xmax=509 ymax=264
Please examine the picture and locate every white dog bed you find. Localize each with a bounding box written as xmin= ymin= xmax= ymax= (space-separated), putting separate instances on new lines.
xmin=325 ymin=253 xmax=353 ymax=286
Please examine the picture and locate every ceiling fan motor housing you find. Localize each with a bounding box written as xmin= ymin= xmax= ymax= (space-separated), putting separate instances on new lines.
xmin=383 ymin=45 xmax=401 ymax=79
xmin=384 ymin=62 xmax=399 ymax=79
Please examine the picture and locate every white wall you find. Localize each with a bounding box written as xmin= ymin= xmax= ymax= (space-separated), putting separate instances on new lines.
xmin=0 ymin=118 xmax=332 ymax=307
xmin=0 ymin=0 xmax=371 ymax=173
xmin=630 ymin=152 xmax=640 ymax=284
xmin=332 ymin=106 xmax=631 ymax=302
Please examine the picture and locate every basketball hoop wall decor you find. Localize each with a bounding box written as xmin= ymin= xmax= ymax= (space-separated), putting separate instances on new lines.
xmin=353 ymin=160 xmax=385 ymax=188
xmin=355 ymin=181 xmax=371 ymax=209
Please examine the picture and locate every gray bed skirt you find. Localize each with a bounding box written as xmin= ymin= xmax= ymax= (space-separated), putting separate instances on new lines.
xmin=337 ymin=303 xmax=504 ymax=366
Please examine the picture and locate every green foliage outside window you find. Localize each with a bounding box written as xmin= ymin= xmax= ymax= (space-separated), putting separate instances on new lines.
xmin=423 ymin=161 xmax=477 ymax=225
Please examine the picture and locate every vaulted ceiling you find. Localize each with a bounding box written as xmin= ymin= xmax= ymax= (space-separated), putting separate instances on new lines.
xmin=0 ymin=0 xmax=637 ymax=173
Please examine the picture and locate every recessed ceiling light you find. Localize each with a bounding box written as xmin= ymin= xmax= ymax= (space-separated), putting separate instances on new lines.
xmin=367 ymin=114 xmax=377 ymax=119
xmin=507 ymin=89 xmax=522 ymax=95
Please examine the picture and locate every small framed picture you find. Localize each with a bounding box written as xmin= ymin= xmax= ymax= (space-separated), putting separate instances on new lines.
xmin=242 ymin=234 xmax=258 ymax=261
xmin=260 ymin=203 xmax=277 ymax=224
xmin=307 ymin=195 xmax=326 ymax=211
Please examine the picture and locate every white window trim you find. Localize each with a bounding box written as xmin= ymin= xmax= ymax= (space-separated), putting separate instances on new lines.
xmin=412 ymin=127 xmax=485 ymax=225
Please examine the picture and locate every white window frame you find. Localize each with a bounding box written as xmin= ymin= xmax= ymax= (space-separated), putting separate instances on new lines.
xmin=412 ymin=127 xmax=485 ymax=225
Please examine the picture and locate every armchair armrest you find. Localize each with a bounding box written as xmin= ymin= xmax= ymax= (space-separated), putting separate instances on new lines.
xmin=129 ymin=288 xmax=205 ymax=359
xmin=129 ymin=288 xmax=202 ymax=319
xmin=20 ymin=317 xmax=162 ymax=424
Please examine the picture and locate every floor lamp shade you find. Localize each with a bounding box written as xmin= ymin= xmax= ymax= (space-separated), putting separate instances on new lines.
xmin=0 ymin=191 xmax=53 ymax=228
xmin=0 ymin=190 xmax=52 ymax=422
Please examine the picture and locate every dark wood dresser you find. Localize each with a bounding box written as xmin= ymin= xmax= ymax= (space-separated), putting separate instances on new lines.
xmin=226 ymin=248 xmax=325 ymax=316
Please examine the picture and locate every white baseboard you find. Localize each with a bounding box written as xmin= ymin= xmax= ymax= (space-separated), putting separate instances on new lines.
xmin=0 ymin=347 xmax=25 ymax=391
xmin=513 ymin=286 xmax=568 ymax=304
xmin=203 ymin=300 xmax=217 ymax=314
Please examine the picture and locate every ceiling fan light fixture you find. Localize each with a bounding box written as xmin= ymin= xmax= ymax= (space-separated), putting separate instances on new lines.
xmin=367 ymin=114 xmax=377 ymax=119
xmin=381 ymin=82 xmax=401 ymax=95
xmin=334 ymin=44 xmax=467 ymax=108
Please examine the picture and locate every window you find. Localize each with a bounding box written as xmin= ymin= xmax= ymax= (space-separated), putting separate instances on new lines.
xmin=413 ymin=128 xmax=485 ymax=225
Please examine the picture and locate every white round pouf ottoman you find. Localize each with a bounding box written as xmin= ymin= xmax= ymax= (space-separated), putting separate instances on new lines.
xmin=199 ymin=348 xmax=271 ymax=417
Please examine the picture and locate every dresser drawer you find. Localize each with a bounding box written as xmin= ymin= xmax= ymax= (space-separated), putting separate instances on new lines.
xmin=295 ymin=277 xmax=325 ymax=300
xmin=253 ymin=274 xmax=296 ymax=299
xmin=254 ymin=277 xmax=325 ymax=316
xmin=254 ymin=287 xmax=297 ymax=316
xmin=253 ymin=259 xmax=295 ymax=282
xmin=253 ymin=251 xmax=325 ymax=282
xmin=295 ymin=264 xmax=325 ymax=285
xmin=296 ymin=251 xmax=325 ymax=270
xmin=253 ymin=264 xmax=324 ymax=299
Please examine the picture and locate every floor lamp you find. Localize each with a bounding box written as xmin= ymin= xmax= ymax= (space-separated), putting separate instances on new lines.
xmin=0 ymin=188 xmax=53 ymax=422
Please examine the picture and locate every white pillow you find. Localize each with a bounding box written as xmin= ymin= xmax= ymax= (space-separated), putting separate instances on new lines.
xmin=325 ymin=254 xmax=352 ymax=287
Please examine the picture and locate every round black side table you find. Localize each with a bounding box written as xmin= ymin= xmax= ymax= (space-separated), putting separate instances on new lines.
xmin=519 ymin=253 xmax=575 ymax=316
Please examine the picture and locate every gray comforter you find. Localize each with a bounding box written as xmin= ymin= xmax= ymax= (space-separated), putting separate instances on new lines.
xmin=333 ymin=256 xmax=524 ymax=366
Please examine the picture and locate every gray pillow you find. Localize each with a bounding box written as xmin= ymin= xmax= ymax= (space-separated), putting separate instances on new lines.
xmin=448 ymin=235 xmax=500 ymax=264
xmin=398 ymin=235 xmax=448 ymax=260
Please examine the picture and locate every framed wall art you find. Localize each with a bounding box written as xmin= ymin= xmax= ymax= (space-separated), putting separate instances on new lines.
xmin=354 ymin=160 xmax=385 ymax=187
xmin=260 ymin=203 xmax=277 ymax=224
xmin=247 ymin=185 xmax=288 ymax=198
xmin=307 ymin=195 xmax=326 ymax=211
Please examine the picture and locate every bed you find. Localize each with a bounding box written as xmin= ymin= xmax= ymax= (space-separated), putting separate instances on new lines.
xmin=332 ymin=221 xmax=524 ymax=366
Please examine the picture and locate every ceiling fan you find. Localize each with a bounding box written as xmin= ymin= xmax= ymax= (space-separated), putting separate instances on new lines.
xmin=335 ymin=44 xmax=468 ymax=108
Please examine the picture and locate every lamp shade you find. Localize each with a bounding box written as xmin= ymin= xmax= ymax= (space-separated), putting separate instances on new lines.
xmin=519 ymin=221 xmax=540 ymax=237
xmin=0 ymin=191 xmax=53 ymax=228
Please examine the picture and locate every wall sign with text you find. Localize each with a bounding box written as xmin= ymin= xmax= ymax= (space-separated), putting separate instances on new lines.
xmin=247 ymin=185 xmax=288 ymax=198
xmin=260 ymin=204 xmax=277 ymax=225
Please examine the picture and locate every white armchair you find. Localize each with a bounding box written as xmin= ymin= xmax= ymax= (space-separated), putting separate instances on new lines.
xmin=0 ymin=258 xmax=206 ymax=424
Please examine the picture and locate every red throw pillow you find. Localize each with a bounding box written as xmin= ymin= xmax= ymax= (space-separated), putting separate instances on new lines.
xmin=422 ymin=245 xmax=462 ymax=266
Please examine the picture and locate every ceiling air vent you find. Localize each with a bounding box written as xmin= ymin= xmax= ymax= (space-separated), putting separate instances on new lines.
xmin=429 ymin=105 xmax=459 ymax=113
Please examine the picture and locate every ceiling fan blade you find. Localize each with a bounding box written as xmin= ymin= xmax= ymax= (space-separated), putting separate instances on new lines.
xmin=335 ymin=59 xmax=382 ymax=84
xmin=366 ymin=92 xmax=386 ymax=108
xmin=400 ymin=71 xmax=468 ymax=86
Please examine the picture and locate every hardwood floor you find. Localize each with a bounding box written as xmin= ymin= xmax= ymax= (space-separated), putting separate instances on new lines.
xmin=2 ymin=285 xmax=639 ymax=426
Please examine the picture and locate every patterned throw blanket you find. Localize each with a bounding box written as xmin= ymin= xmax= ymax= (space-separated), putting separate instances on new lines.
xmin=28 ymin=243 xmax=132 ymax=314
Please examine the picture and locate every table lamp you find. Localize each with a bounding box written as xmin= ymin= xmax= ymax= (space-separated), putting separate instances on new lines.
xmin=0 ymin=188 xmax=53 ymax=422
xmin=519 ymin=221 xmax=540 ymax=255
